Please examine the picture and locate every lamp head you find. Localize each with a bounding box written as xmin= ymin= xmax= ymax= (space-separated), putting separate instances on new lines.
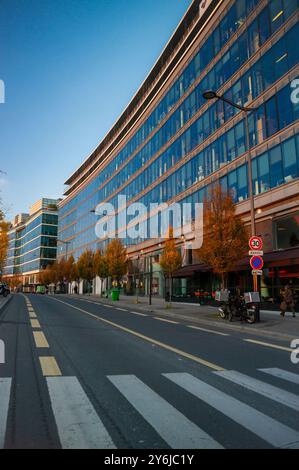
xmin=202 ymin=90 xmax=218 ymax=100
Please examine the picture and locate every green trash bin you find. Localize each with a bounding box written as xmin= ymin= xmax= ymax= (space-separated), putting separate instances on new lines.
xmin=111 ymin=288 xmax=120 ymax=301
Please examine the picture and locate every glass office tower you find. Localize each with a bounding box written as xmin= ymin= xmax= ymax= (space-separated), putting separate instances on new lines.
xmin=59 ymin=0 xmax=299 ymax=303
xmin=3 ymin=198 xmax=59 ymax=291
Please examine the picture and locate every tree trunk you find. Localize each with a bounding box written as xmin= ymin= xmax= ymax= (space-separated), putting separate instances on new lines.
xmin=169 ymin=274 xmax=172 ymax=306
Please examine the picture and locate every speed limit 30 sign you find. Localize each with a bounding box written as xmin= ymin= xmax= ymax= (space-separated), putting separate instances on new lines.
xmin=249 ymin=236 xmax=263 ymax=251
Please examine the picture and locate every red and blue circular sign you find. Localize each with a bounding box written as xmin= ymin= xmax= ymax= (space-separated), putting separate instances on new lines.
xmin=250 ymin=255 xmax=264 ymax=270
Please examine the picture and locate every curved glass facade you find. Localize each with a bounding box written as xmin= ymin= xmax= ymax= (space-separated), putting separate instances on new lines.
xmin=59 ymin=0 xmax=299 ymax=260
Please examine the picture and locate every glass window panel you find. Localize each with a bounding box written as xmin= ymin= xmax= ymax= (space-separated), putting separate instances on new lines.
xmin=269 ymin=146 xmax=284 ymax=187
xmin=265 ymin=97 xmax=279 ymax=137
xmin=258 ymin=152 xmax=270 ymax=193
xmin=277 ymin=85 xmax=293 ymax=129
xmin=252 ymin=158 xmax=259 ymax=195
xmin=228 ymin=170 xmax=238 ymax=202
xmin=258 ymin=7 xmax=271 ymax=45
xmin=237 ymin=165 xmax=248 ymax=201
xmin=282 ymin=137 xmax=298 ymax=182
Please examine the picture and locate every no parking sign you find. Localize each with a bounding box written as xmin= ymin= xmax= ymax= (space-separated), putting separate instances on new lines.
xmin=250 ymin=255 xmax=264 ymax=271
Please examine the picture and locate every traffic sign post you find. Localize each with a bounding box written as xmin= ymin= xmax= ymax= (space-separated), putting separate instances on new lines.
xmin=248 ymin=237 xmax=263 ymax=322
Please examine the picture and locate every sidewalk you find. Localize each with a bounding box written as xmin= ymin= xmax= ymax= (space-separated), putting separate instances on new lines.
xmin=65 ymin=293 xmax=299 ymax=341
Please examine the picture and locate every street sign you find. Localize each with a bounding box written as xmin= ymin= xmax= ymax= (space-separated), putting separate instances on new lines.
xmin=252 ymin=270 xmax=263 ymax=276
xmin=249 ymin=250 xmax=264 ymax=256
xmin=250 ymin=256 xmax=264 ymax=270
xmin=249 ymin=236 xmax=263 ymax=251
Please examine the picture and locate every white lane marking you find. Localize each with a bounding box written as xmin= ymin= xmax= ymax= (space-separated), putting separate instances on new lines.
xmin=187 ymin=325 xmax=229 ymax=336
xmin=244 ymin=339 xmax=292 ymax=352
xmin=108 ymin=374 xmax=222 ymax=449
xmin=164 ymin=373 xmax=299 ymax=449
xmin=0 ymin=378 xmax=11 ymax=448
xmin=130 ymin=311 xmax=148 ymax=317
xmin=46 ymin=376 xmax=115 ymax=449
xmin=116 ymin=308 xmax=128 ymax=312
xmin=259 ymin=368 xmax=299 ymax=385
xmin=214 ymin=370 xmax=299 ymax=411
xmin=103 ymin=305 xmax=113 ymax=308
xmin=154 ymin=317 xmax=178 ymax=324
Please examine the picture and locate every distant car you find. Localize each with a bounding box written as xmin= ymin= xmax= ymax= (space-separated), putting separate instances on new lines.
xmin=36 ymin=285 xmax=46 ymax=294
xmin=0 ymin=283 xmax=10 ymax=297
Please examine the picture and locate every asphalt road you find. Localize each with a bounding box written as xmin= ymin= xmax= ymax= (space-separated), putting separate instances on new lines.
xmin=0 ymin=293 xmax=299 ymax=449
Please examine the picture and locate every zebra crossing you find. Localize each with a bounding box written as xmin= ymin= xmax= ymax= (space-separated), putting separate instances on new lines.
xmin=1 ymin=368 xmax=298 ymax=449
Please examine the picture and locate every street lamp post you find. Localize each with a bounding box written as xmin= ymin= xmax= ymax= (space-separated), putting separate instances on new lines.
xmin=57 ymin=239 xmax=71 ymax=259
xmin=203 ymin=90 xmax=258 ymax=292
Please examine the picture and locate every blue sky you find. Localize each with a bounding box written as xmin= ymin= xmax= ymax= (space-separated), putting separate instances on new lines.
xmin=0 ymin=0 xmax=191 ymax=216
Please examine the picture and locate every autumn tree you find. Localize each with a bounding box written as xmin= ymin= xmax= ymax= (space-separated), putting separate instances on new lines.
xmin=94 ymin=249 xmax=108 ymax=295
xmin=197 ymin=184 xmax=248 ymax=288
xmin=160 ymin=230 xmax=182 ymax=305
xmin=39 ymin=265 xmax=56 ymax=286
xmin=77 ymin=250 xmax=96 ymax=293
xmin=105 ymin=239 xmax=127 ymax=285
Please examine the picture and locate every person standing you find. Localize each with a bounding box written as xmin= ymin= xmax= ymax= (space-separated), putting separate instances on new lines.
xmin=280 ymin=285 xmax=296 ymax=318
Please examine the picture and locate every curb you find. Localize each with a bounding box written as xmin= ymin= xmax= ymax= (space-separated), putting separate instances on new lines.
xmin=65 ymin=294 xmax=297 ymax=343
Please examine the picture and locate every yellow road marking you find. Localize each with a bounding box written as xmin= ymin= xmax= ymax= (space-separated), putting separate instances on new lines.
xmin=188 ymin=325 xmax=229 ymax=337
xmin=30 ymin=319 xmax=41 ymax=328
xmin=29 ymin=311 xmax=37 ymax=318
xmin=51 ymin=298 xmax=224 ymax=371
xmin=39 ymin=357 xmax=61 ymax=376
xmin=244 ymin=339 xmax=292 ymax=352
xmin=33 ymin=331 xmax=49 ymax=348
xmin=154 ymin=317 xmax=178 ymax=325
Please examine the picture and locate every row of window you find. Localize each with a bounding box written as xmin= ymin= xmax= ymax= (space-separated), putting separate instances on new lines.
xmin=65 ymin=130 xmax=299 ymax=257
xmin=5 ymin=258 xmax=54 ymax=276
xmin=60 ymin=8 xmax=299 ymax=230
xmin=7 ymin=235 xmax=57 ymax=261
xmin=62 ymin=72 xmax=298 ymax=241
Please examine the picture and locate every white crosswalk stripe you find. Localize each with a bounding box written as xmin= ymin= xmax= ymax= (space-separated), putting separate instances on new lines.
xmin=214 ymin=370 xmax=299 ymax=411
xmin=259 ymin=368 xmax=299 ymax=385
xmin=2 ymin=368 xmax=299 ymax=449
xmin=46 ymin=376 xmax=115 ymax=449
xmin=108 ymin=374 xmax=223 ymax=449
xmin=0 ymin=378 xmax=11 ymax=448
xmin=164 ymin=372 xmax=299 ymax=449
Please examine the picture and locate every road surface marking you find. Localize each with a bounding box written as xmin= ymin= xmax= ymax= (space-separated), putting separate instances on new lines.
xmin=28 ymin=311 xmax=37 ymax=318
xmin=130 ymin=311 xmax=148 ymax=317
xmin=39 ymin=357 xmax=62 ymax=377
xmin=154 ymin=317 xmax=178 ymax=324
xmin=244 ymin=339 xmax=292 ymax=352
xmin=103 ymin=304 xmax=113 ymax=308
xmin=0 ymin=378 xmax=11 ymax=448
xmin=164 ymin=373 xmax=299 ymax=449
xmin=258 ymin=368 xmax=299 ymax=385
xmin=30 ymin=319 xmax=41 ymax=328
xmin=187 ymin=325 xmax=229 ymax=336
xmin=33 ymin=331 xmax=49 ymax=348
xmin=108 ymin=374 xmax=222 ymax=449
xmin=46 ymin=376 xmax=115 ymax=449
xmin=116 ymin=307 xmax=127 ymax=312
xmin=214 ymin=370 xmax=299 ymax=411
xmin=50 ymin=297 xmax=224 ymax=371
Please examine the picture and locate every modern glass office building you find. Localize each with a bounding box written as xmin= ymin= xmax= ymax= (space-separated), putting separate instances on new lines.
xmin=59 ymin=0 xmax=299 ymax=303
xmin=3 ymin=198 xmax=59 ymax=290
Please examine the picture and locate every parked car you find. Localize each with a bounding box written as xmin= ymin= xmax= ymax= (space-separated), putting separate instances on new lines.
xmin=0 ymin=283 xmax=10 ymax=297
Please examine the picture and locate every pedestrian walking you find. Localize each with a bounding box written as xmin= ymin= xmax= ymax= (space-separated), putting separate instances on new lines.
xmin=280 ymin=285 xmax=296 ymax=318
